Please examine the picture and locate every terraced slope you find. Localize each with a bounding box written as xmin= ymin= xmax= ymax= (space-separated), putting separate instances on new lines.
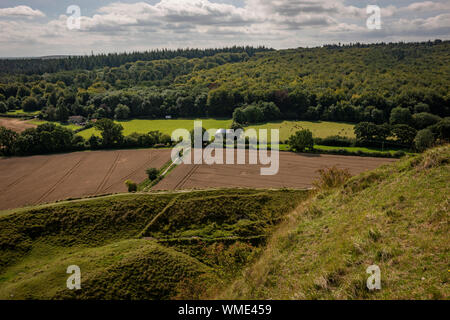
xmin=0 ymin=189 xmax=308 ymax=299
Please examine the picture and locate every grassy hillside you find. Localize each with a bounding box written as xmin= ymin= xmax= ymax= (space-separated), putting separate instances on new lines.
xmin=0 ymin=189 xmax=308 ymax=299
xmin=220 ymin=145 xmax=449 ymax=299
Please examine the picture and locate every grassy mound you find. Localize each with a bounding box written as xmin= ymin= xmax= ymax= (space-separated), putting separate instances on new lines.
xmin=0 ymin=189 xmax=308 ymax=299
xmin=220 ymin=145 xmax=449 ymax=299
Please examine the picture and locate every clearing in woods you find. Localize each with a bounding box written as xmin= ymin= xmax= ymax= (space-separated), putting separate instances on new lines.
xmin=0 ymin=117 xmax=37 ymax=133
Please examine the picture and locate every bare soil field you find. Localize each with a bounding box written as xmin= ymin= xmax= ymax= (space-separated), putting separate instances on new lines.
xmin=0 ymin=117 xmax=36 ymax=132
xmin=0 ymin=149 xmax=171 ymax=210
xmin=153 ymin=150 xmax=397 ymax=191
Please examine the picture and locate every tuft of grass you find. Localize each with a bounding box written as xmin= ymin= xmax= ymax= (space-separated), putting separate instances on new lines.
xmin=313 ymin=166 xmax=352 ymax=190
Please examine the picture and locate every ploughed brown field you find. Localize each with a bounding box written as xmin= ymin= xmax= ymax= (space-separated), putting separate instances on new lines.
xmin=0 ymin=149 xmax=171 ymax=211
xmin=0 ymin=117 xmax=37 ymax=133
xmin=153 ymin=150 xmax=397 ymax=191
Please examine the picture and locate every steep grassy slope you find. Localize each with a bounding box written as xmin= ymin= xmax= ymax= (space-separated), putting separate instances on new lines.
xmin=0 ymin=189 xmax=308 ymax=299
xmin=220 ymin=146 xmax=449 ymax=299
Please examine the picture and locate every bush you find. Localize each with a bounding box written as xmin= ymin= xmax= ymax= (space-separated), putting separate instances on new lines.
xmin=390 ymin=107 xmax=412 ymax=125
xmin=414 ymin=129 xmax=434 ymax=152
xmin=22 ymin=96 xmax=38 ymax=112
xmin=114 ymin=104 xmax=130 ymax=120
xmin=288 ymin=129 xmax=314 ymax=152
xmin=0 ymin=101 xmax=7 ymax=113
xmin=146 ymin=168 xmax=159 ymax=181
xmin=313 ymin=166 xmax=352 ymax=190
xmin=412 ymin=112 xmax=441 ymax=130
xmin=125 ymin=180 xmax=137 ymax=192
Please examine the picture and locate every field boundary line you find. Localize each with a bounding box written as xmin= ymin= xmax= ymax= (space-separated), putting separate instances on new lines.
xmin=34 ymin=155 xmax=87 ymax=204
xmin=95 ymin=151 xmax=121 ymax=195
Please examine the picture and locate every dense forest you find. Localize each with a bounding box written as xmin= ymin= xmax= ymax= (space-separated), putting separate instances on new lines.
xmin=0 ymin=41 xmax=449 ymax=155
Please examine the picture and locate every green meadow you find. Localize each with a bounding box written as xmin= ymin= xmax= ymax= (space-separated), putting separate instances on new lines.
xmin=76 ymin=119 xmax=355 ymax=141
xmin=245 ymin=120 xmax=355 ymax=141
xmin=30 ymin=119 xmax=82 ymax=131
xmin=77 ymin=118 xmax=233 ymax=139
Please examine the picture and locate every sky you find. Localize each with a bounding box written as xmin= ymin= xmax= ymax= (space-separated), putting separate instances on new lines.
xmin=0 ymin=0 xmax=449 ymax=57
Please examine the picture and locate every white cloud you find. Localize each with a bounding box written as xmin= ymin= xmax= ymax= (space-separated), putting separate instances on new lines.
xmin=405 ymin=1 xmax=450 ymax=12
xmin=0 ymin=1 xmax=449 ymax=57
xmin=0 ymin=5 xmax=46 ymax=18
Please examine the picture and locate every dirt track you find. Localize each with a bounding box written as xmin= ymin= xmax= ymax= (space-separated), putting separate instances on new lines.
xmin=153 ymin=150 xmax=397 ymax=191
xmin=0 ymin=149 xmax=171 ymax=210
xmin=0 ymin=117 xmax=37 ymax=132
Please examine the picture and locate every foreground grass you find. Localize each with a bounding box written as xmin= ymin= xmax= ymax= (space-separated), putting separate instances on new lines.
xmin=219 ymin=145 xmax=449 ymax=299
xmin=0 ymin=188 xmax=308 ymax=299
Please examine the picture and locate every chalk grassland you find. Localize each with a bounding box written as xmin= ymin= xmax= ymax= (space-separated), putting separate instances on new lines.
xmin=0 ymin=189 xmax=308 ymax=299
xmin=153 ymin=151 xmax=396 ymax=191
xmin=76 ymin=119 xmax=355 ymax=140
xmin=219 ymin=145 xmax=450 ymax=300
xmin=0 ymin=149 xmax=171 ymax=211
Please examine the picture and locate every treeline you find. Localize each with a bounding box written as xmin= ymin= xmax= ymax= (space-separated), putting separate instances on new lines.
xmin=0 ymin=41 xmax=449 ymax=156
xmin=0 ymin=46 xmax=271 ymax=75
xmin=0 ymin=120 xmax=172 ymax=157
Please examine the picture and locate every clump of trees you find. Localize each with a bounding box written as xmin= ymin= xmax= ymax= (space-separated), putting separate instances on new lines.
xmin=232 ymin=101 xmax=281 ymax=125
xmin=288 ymin=129 xmax=314 ymax=152
xmin=146 ymin=168 xmax=159 ymax=181
xmin=125 ymin=180 xmax=137 ymax=192
xmin=354 ymin=117 xmax=449 ymax=151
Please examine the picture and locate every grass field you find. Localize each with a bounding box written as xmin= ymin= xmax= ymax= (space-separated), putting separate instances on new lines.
xmin=314 ymin=145 xmax=413 ymax=155
xmin=76 ymin=119 xmax=354 ymax=141
xmin=30 ymin=119 xmax=82 ymax=131
xmin=4 ymin=109 xmax=40 ymax=116
xmin=77 ymin=118 xmax=233 ymax=139
xmin=245 ymin=121 xmax=355 ymax=141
